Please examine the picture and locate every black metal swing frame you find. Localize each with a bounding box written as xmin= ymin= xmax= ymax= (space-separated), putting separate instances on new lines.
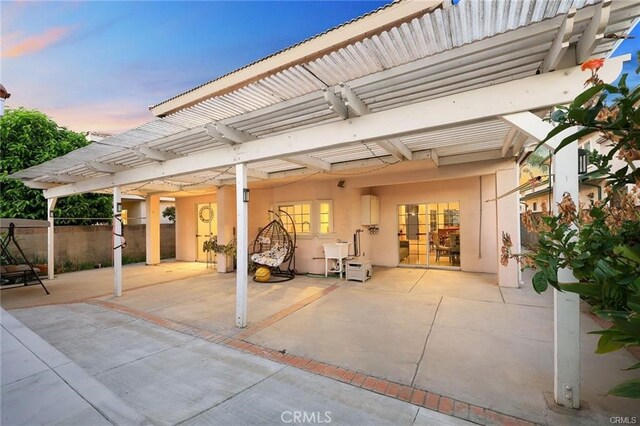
xmin=1 ymin=222 xmax=49 ymax=294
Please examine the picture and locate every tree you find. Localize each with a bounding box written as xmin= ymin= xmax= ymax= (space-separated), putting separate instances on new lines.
xmin=0 ymin=108 xmax=112 ymax=224
xmin=162 ymin=206 xmax=175 ymax=223
xmin=503 ymin=57 xmax=640 ymax=398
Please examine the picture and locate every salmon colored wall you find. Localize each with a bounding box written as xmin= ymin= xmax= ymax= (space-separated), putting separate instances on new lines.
xmin=175 ymin=194 xmax=216 ymax=261
xmin=175 ymin=166 xmax=507 ymax=274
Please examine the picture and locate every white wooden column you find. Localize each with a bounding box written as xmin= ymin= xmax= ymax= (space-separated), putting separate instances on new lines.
xmin=145 ymin=195 xmax=161 ymax=265
xmin=501 ymin=111 xmax=580 ymax=408
xmin=113 ymin=186 xmax=123 ymax=297
xmin=496 ymin=167 xmax=520 ymax=287
xmin=235 ymin=163 xmax=248 ymax=328
xmin=46 ymin=197 xmax=57 ymax=280
xmin=552 ymin=140 xmax=580 ymax=408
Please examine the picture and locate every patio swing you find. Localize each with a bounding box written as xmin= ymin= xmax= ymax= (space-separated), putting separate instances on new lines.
xmin=1 ymin=219 xmax=50 ymax=294
xmin=249 ymin=210 xmax=296 ymax=282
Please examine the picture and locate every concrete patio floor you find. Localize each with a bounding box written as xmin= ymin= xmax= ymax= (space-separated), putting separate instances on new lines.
xmin=2 ymin=262 xmax=639 ymax=425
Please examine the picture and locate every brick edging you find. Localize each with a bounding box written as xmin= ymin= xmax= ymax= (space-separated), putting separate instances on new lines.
xmin=87 ymin=299 xmax=537 ymax=426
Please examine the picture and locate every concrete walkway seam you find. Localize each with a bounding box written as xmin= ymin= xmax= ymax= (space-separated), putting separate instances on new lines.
xmin=1 ymin=308 xmax=151 ymax=426
xmin=87 ymin=300 xmax=538 ymax=426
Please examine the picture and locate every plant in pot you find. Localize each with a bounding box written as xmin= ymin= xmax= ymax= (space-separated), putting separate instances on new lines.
xmin=203 ymin=237 xmax=236 ymax=273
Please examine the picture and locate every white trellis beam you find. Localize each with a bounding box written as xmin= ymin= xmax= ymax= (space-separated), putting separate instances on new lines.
xmin=133 ymin=147 xmax=181 ymax=162
xmin=86 ymin=162 xmax=128 ymax=174
xmin=285 ymin=155 xmax=332 ymax=172
xmin=323 ymin=88 xmax=349 ymax=119
xmin=576 ymin=0 xmax=611 ymax=63
xmin=205 ymin=122 xmax=256 ymax=145
xmin=340 ymin=83 xmax=370 ymax=116
xmin=43 ymin=57 xmax=627 ymax=199
xmin=375 ymin=139 xmax=413 ymax=161
xmin=540 ymin=9 xmax=576 ymax=73
xmin=501 ymin=127 xmax=519 ymax=157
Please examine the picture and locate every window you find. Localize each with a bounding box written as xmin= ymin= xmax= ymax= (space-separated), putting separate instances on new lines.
xmin=318 ymin=200 xmax=333 ymax=234
xmin=276 ymin=200 xmax=333 ymax=236
xmin=278 ymin=203 xmax=311 ymax=234
xmin=121 ymin=209 xmax=128 ymax=225
xmin=532 ymin=202 xmax=538 ymax=212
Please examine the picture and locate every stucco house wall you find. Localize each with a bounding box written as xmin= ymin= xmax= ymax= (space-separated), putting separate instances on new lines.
xmin=173 ymin=164 xmax=507 ymax=276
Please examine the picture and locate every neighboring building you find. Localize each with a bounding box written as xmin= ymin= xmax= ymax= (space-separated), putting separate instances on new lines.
xmin=520 ymin=132 xmax=639 ymax=213
xmin=121 ymin=196 xmax=175 ymax=225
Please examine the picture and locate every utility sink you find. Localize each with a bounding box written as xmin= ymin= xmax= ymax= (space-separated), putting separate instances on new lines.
xmin=323 ymin=242 xmax=349 ymax=278
xmin=323 ymin=242 xmax=349 ymax=259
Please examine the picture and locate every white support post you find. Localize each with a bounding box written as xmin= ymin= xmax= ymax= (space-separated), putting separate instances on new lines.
xmin=552 ymin=140 xmax=580 ymax=409
xmin=235 ymin=163 xmax=248 ymax=328
xmin=113 ymin=186 xmax=123 ymax=297
xmin=145 ymin=195 xmax=161 ymax=265
xmin=502 ymin=110 xmax=581 ymax=408
xmin=495 ymin=168 xmax=520 ymax=287
xmin=46 ymin=197 xmax=57 ymax=280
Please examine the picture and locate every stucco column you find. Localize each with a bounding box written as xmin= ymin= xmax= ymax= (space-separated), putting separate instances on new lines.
xmin=495 ymin=167 xmax=520 ymax=287
xmin=216 ymin=186 xmax=236 ymax=245
xmin=145 ymin=195 xmax=161 ymax=265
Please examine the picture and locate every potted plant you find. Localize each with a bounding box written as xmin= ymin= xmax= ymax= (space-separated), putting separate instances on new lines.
xmin=203 ymin=237 xmax=236 ymax=273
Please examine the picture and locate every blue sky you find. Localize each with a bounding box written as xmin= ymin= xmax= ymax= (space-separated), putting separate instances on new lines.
xmin=1 ymin=1 xmax=638 ymax=134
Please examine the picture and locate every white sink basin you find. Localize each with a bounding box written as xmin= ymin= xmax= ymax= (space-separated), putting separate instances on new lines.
xmin=323 ymin=242 xmax=349 ymax=259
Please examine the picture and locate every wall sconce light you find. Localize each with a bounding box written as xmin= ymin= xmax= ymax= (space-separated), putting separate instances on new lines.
xmin=243 ymin=188 xmax=250 ymax=203
xmin=116 ymin=203 xmax=122 ymax=212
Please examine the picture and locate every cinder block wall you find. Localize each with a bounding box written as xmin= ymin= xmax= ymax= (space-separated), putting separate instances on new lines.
xmin=3 ymin=224 xmax=175 ymax=268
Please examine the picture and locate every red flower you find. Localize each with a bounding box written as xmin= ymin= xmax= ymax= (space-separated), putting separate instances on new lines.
xmin=581 ymin=58 xmax=605 ymax=72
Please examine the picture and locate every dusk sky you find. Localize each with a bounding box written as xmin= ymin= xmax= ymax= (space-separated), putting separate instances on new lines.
xmin=1 ymin=1 xmax=638 ymax=134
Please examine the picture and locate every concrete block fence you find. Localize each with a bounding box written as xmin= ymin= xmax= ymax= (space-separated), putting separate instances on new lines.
xmin=3 ymin=224 xmax=175 ymax=271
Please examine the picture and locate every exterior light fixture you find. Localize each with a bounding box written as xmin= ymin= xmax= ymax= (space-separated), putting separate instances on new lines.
xmin=243 ymin=188 xmax=250 ymax=203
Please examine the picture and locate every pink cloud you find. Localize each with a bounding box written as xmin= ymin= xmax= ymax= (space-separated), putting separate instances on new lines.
xmin=2 ymin=26 xmax=71 ymax=58
xmin=45 ymin=100 xmax=154 ymax=134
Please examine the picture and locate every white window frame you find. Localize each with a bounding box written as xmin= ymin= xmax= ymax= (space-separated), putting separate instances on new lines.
xmin=274 ymin=199 xmax=334 ymax=238
xmin=275 ymin=201 xmax=313 ymax=236
xmin=317 ymin=199 xmax=334 ymax=236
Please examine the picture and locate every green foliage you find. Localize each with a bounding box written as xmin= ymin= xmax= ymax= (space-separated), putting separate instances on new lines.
xmin=520 ymin=66 xmax=640 ymax=398
xmin=202 ymin=236 xmax=236 ymax=256
xmin=162 ymin=206 xmax=176 ymax=223
xmin=0 ymin=108 xmax=112 ymax=224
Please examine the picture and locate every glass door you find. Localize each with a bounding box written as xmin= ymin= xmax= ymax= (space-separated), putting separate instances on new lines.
xmin=398 ymin=204 xmax=428 ymax=266
xmin=427 ymin=202 xmax=460 ymax=267
xmin=196 ymin=203 xmax=217 ymax=262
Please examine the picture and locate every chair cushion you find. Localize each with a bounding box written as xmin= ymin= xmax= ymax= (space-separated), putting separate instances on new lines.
xmin=251 ymin=244 xmax=288 ymax=267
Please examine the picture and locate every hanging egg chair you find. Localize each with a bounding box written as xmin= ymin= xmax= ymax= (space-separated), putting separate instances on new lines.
xmin=249 ymin=210 xmax=296 ymax=282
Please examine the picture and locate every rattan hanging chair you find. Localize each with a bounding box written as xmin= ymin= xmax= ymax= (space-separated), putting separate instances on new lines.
xmin=249 ymin=210 xmax=296 ymax=282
